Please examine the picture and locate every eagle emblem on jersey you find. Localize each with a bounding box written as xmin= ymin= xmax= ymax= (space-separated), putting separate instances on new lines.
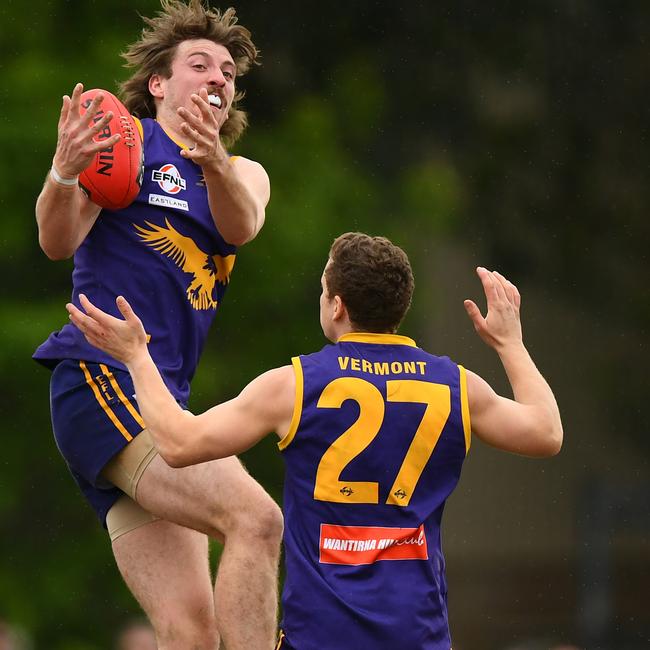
xmin=134 ymin=219 xmax=235 ymax=310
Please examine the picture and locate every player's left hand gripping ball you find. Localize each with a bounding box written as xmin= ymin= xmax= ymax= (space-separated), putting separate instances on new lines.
xmin=78 ymin=89 xmax=144 ymax=210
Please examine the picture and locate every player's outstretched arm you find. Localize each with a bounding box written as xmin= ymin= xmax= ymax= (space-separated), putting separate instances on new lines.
xmin=36 ymin=83 xmax=121 ymax=260
xmin=464 ymin=267 xmax=563 ymax=457
xmin=177 ymin=89 xmax=269 ymax=246
xmin=66 ymin=294 xmax=293 ymax=467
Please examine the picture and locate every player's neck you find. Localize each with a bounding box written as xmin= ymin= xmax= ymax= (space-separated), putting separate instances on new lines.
xmin=328 ymin=318 xmax=356 ymax=342
xmin=333 ymin=323 xmax=400 ymax=343
xmin=155 ymin=112 xmax=189 ymax=149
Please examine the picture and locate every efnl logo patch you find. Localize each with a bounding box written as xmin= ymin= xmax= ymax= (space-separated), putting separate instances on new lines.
xmin=319 ymin=523 xmax=428 ymax=565
xmin=152 ymin=164 xmax=187 ymax=194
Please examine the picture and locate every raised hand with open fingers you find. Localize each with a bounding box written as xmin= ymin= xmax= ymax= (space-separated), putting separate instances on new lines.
xmin=66 ymin=294 xmax=148 ymax=365
xmin=53 ymin=83 xmax=122 ymax=179
xmin=177 ymin=88 xmax=227 ymax=168
xmin=463 ymin=267 xmax=523 ymax=351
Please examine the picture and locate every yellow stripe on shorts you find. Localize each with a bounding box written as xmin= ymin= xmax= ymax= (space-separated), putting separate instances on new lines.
xmin=80 ymin=361 xmax=133 ymax=441
xmin=100 ymin=363 xmax=145 ymax=428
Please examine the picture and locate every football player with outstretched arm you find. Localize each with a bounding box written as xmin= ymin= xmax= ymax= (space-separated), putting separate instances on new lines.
xmin=68 ymin=231 xmax=562 ymax=650
xmin=34 ymin=3 xmax=280 ymax=648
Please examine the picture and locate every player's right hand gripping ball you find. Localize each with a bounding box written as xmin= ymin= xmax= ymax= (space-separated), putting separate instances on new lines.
xmin=79 ymin=89 xmax=144 ymax=210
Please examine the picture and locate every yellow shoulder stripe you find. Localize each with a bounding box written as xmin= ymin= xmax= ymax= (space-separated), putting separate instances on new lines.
xmin=133 ymin=116 xmax=144 ymax=143
xmin=278 ymin=357 xmax=304 ymax=451
xmin=458 ymin=365 xmax=471 ymax=454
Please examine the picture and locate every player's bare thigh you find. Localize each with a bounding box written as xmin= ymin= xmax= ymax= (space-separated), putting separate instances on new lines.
xmin=135 ymin=452 xmax=279 ymax=540
xmin=103 ymin=427 xmax=280 ymax=541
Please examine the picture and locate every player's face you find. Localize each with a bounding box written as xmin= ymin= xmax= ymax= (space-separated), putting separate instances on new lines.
xmin=161 ymin=39 xmax=236 ymax=126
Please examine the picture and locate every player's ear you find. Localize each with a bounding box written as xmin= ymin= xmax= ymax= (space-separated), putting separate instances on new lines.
xmin=332 ymin=295 xmax=346 ymax=321
xmin=148 ymin=74 xmax=164 ymax=99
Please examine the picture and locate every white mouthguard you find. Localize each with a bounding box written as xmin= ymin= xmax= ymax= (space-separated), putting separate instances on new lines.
xmin=208 ymin=95 xmax=222 ymax=108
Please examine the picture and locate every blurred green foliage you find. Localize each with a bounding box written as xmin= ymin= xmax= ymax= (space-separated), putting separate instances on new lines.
xmin=1 ymin=0 xmax=648 ymax=647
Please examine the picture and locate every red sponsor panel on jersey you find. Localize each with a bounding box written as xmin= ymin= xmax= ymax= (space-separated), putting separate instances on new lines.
xmin=319 ymin=523 xmax=428 ymax=565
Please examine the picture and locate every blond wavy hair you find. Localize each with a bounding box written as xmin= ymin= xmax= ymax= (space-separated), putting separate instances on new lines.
xmin=119 ymin=0 xmax=259 ymax=147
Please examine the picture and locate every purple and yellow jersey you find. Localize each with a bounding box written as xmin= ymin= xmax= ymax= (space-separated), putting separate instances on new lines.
xmin=278 ymin=333 xmax=471 ymax=650
xmin=34 ymin=118 xmax=236 ymax=403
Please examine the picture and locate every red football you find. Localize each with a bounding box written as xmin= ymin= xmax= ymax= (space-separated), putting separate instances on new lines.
xmin=78 ymin=88 xmax=143 ymax=211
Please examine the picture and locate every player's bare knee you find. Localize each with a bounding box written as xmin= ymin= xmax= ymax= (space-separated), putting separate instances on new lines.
xmin=230 ymin=495 xmax=283 ymax=548
xmin=260 ymin=498 xmax=284 ymax=543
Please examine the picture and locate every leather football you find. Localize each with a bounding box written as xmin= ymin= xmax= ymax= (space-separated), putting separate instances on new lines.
xmin=78 ymin=89 xmax=143 ymax=210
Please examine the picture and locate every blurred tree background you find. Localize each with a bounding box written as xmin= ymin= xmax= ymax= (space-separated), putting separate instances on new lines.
xmin=1 ymin=1 xmax=648 ymax=648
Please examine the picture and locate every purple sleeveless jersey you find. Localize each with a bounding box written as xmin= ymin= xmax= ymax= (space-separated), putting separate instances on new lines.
xmin=278 ymin=332 xmax=471 ymax=650
xmin=34 ymin=118 xmax=237 ymax=403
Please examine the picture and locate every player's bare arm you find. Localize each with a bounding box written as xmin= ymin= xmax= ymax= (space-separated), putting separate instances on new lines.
xmin=66 ymin=294 xmax=293 ymax=466
xmin=178 ymin=89 xmax=269 ymax=245
xmin=464 ymin=267 xmax=563 ymax=457
xmin=36 ymin=82 xmax=121 ymax=259
xmin=176 ymin=365 xmax=294 ymax=465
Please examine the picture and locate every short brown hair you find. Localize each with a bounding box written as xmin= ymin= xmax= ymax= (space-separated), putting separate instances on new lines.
xmin=325 ymin=232 xmax=414 ymax=333
xmin=119 ymin=1 xmax=259 ymax=148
